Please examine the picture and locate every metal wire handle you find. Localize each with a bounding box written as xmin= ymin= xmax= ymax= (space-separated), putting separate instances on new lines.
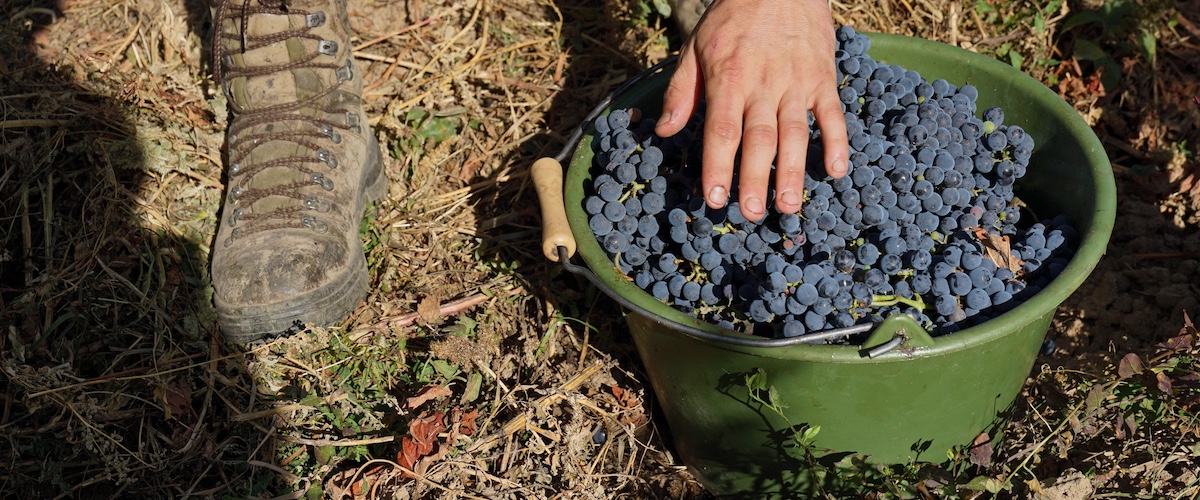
xmin=549 ymin=57 xmax=906 ymax=356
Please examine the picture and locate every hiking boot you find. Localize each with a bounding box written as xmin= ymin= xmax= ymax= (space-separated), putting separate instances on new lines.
xmin=210 ymin=0 xmax=386 ymax=343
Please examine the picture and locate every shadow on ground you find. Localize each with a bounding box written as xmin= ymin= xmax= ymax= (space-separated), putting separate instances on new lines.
xmin=0 ymin=0 xmax=271 ymax=496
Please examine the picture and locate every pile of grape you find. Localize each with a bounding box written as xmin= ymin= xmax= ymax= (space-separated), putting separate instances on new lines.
xmin=583 ymin=26 xmax=1078 ymax=341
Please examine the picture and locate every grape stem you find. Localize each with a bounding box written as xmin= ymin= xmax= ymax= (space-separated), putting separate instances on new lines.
xmin=869 ymin=294 xmax=926 ymax=310
xmin=618 ymin=181 xmax=646 ymax=203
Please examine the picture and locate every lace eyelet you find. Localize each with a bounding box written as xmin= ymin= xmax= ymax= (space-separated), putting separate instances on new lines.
xmin=230 ymin=162 xmax=242 ymax=175
xmin=221 ymin=54 xmax=234 ymax=67
xmin=316 ymin=149 xmax=338 ymax=169
xmin=335 ymin=60 xmax=353 ymax=83
xmin=306 ymin=11 xmax=326 ymax=27
xmin=230 ymin=185 xmax=244 ymax=201
xmin=230 ymin=207 xmax=245 ymax=226
xmin=304 ymin=196 xmax=331 ymax=213
xmin=312 ymin=173 xmax=335 ymax=191
xmin=345 ymin=112 xmax=361 ymax=133
xmin=317 ymin=40 xmax=338 ymax=56
xmin=320 ymin=124 xmax=342 ymax=144
xmin=301 ymin=215 xmax=329 ymax=234
xmin=225 ymin=227 xmax=243 ymax=247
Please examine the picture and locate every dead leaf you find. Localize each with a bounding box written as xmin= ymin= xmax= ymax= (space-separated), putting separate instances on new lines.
xmin=611 ymin=386 xmax=639 ymax=409
xmin=417 ymin=295 xmax=442 ymax=324
xmin=1159 ymin=334 xmax=1194 ymax=352
xmin=457 ymin=409 xmax=479 ymax=436
xmin=397 ymin=411 xmax=447 ymax=478
xmin=1124 ymin=415 xmax=1139 ymax=436
xmin=1084 ymin=384 xmax=1108 ymax=414
xmin=406 ymin=384 xmax=453 ymax=410
xmin=972 ymin=227 xmax=1023 ymax=274
xmin=1156 ymin=372 xmax=1174 ymax=395
xmin=156 ymin=380 xmax=192 ymax=421
xmin=968 ymin=432 xmax=993 ymax=468
xmin=1118 ymin=353 xmax=1144 ymax=379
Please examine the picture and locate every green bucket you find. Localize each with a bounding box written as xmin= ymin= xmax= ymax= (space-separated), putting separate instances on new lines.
xmin=556 ymin=33 xmax=1115 ymax=496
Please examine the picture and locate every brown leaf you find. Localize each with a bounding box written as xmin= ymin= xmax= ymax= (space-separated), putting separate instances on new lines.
xmin=457 ymin=409 xmax=479 ymax=436
xmin=1118 ymin=353 xmax=1144 ymax=379
xmin=972 ymin=228 xmax=1023 ymax=274
xmin=417 ymin=295 xmax=442 ymax=324
xmin=397 ymin=411 xmax=447 ymax=477
xmin=157 ymin=380 xmax=193 ymax=421
xmin=968 ymin=432 xmax=993 ymax=468
xmin=612 ymin=386 xmax=639 ymax=409
xmin=406 ymin=384 xmax=453 ymax=410
xmin=1159 ymin=334 xmax=1194 ymax=352
xmin=1156 ymin=372 xmax=1174 ymax=395
xmin=1124 ymin=415 xmax=1139 ymax=436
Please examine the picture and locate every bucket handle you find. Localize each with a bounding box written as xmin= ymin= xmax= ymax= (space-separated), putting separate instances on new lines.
xmin=528 ymin=57 xmax=907 ymax=356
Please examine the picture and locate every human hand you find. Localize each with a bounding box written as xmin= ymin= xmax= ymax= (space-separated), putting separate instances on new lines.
xmin=655 ymin=0 xmax=850 ymax=222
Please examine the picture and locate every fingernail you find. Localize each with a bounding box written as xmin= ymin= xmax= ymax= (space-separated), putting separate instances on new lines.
xmin=659 ymin=111 xmax=672 ymax=127
xmin=832 ymin=158 xmax=849 ymax=176
xmin=745 ymin=196 xmax=765 ymax=216
xmin=781 ymin=189 xmax=802 ymax=207
xmin=707 ymin=185 xmax=727 ymax=207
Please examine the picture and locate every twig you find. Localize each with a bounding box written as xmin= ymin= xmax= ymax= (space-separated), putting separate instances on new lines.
xmin=348 ymin=458 xmax=490 ymax=500
xmin=0 ymin=119 xmax=70 ymax=129
xmin=231 ymin=403 xmax=309 ymax=422
xmin=352 ymin=51 xmax=426 ymax=71
xmin=26 ymin=351 xmax=249 ymax=399
xmin=277 ymin=435 xmax=396 ymax=447
xmin=349 ymin=286 xmax=525 ymax=341
xmin=974 ymin=29 xmax=1027 ymax=48
xmin=351 ymin=7 xmax=457 ymax=52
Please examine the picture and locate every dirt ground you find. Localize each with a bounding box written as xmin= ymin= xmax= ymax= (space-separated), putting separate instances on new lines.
xmin=2 ymin=0 xmax=1198 ymax=498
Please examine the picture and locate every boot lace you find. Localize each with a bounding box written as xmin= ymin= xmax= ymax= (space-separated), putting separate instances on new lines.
xmin=212 ymin=0 xmax=359 ymax=244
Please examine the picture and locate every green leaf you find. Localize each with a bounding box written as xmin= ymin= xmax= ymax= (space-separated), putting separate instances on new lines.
xmin=1099 ymin=58 xmax=1122 ymax=92
xmin=767 ymin=385 xmax=784 ymax=410
xmin=965 ymin=475 xmax=1005 ymax=493
xmin=405 ymin=108 xmax=429 ymax=123
xmin=651 ymin=0 xmax=671 ymax=17
xmin=1009 ymin=51 xmax=1025 ymax=70
xmin=431 ymin=359 xmax=460 ymax=380
xmin=314 ymin=445 xmax=336 ymax=465
xmin=801 ymin=425 xmax=821 ymax=445
xmin=416 ymin=116 xmax=458 ymax=143
xmin=1099 ymin=1 xmax=1135 ymax=30
xmin=1034 ymin=12 xmax=1045 ymax=34
xmin=299 ymin=393 xmax=323 ymax=407
xmin=463 ymin=371 xmax=484 ymax=403
xmin=1061 ymin=11 xmax=1102 ymax=31
xmin=1138 ymin=29 xmax=1156 ymax=63
xmin=1072 ymin=38 xmax=1108 ymax=61
xmin=745 ymin=368 xmax=768 ymax=393
xmin=975 ymin=0 xmax=996 ymax=14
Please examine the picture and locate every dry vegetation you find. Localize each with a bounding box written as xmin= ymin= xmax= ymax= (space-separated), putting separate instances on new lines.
xmin=1 ymin=0 xmax=1198 ymax=498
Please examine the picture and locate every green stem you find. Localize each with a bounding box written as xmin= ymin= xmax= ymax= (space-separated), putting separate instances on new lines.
xmin=870 ymin=293 xmax=926 ymax=310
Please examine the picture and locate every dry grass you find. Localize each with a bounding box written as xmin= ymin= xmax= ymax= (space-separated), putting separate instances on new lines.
xmin=2 ymin=0 xmax=1199 ymax=498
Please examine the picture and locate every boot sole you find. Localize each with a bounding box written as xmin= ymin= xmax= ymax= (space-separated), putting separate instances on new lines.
xmin=218 ymin=134 xmax=388 ymax=343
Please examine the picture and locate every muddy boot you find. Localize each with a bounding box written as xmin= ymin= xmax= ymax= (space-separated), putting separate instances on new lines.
xmin=670 ymin=0 xmax=713 ymax=38
xmin=210 ymin=0 xmax=386 ymax=343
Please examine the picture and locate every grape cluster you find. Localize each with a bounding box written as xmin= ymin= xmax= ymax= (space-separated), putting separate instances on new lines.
xmin=582 ymin=26 xmax=1079 ymax=341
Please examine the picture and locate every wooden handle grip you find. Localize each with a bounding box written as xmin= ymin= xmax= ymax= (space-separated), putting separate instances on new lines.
xmin=531 ymin=157 xmax=576 ymax=262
